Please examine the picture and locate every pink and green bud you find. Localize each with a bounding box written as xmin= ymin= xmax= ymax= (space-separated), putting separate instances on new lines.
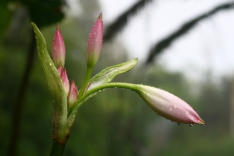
xmin=52 ymin=25 xmax=66 ymax=68
xmin=139 ymin=85 xmax=205 ymax=125
xmin=57 ymin=66 xmax=70 ymax=95
xmin=68 ymin=80 xmax=78 ymax=108
xmin=86 ymin=13 xmax=103 ymax=68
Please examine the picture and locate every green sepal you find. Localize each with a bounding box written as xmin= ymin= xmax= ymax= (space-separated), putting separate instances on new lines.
xmin=32 ymin=23 xmax=67 ymax=141
xmin=88 ymin=58 xmax=138 ymax=90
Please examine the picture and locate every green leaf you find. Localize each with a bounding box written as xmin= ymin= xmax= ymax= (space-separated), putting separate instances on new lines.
xmin=88 ymin=58 xmax=138 ymax=90
xmin=67 ymin=59 xmax=138 ymax=126
xmin=32 ymin=23 xmax=67 ymax=114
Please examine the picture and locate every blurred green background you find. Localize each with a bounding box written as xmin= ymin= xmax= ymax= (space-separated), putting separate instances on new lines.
xmin=1 ymin=0 xmax=234 ymax=156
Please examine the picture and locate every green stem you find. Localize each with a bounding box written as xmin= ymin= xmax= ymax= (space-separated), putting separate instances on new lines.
xmin=85 ymin=82 xmax=139 ymax=98
xmin=79 ymin=67 xmax=93 ymax=98
xmin=50 ymin=140 xmax=66 ymax=156
xmin=67 ymin=82 xmax=140 ymax=138
xmin=70 ymin=82 xmax=139 ymax=117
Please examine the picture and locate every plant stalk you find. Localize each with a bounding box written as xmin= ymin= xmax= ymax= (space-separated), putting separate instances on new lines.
xmin=84 ymin=82 xmax=139 ymax=99
xmin=50 ymin=140 xmax=66 ymax=156
xmin=71 ymin=82 xmax=139 ymax=114
xmin=67 ymin=82 xmax=139 ymax=129
xmin=78 ymin=67 xmax=93 ymax=97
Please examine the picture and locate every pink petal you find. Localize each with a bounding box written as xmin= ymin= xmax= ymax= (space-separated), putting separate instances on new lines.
xmin=139 ymin=85 xmax=205 ymax=125
xmin=86 ymin=13 xmax=103 ymax=67
xmin=68 ymin=80 xmax=78 ymax=108
xmin=52 ymin=25 xmax=66 ymax=67
xmin=58 ymin=67 xmax=69 ymax=95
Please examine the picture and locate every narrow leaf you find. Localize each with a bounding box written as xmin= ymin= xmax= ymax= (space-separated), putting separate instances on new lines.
xmin=88 ymin=58 xmax=138 ymax=90
xmin=32 ymin=23 xmax=66 ymax=110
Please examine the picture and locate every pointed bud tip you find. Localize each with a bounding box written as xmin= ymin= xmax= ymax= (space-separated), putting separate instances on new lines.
xmin=57 ymin=24 xmax=60 ymax=30
xmin=71 ymin=80 xmax=78 ymax=92
xmin=139 ymin=85 xmax=204 ymax=125
xmin=197 ymin=118 xmax=205 ymax=125
xmin=98 ymin=12 xmax=102 ymax=20
xmin=86 ymin=13 xmax=104 ymax=67
xmin=52 ymin=25 xmax=65 ymax=67
xmin=68 ymin=80 xmax=78 ymax=108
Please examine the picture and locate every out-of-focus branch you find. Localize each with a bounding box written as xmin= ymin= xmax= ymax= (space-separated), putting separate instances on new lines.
xmin=6 ymin=2 xmax=65 ymax=155
xmin=8 ymin=30 xmax=36 ymax=156
xmin=145 ymin=2 xmax=234 ymax=64
xmin=103 ymin=0 xmax=153 ymax=42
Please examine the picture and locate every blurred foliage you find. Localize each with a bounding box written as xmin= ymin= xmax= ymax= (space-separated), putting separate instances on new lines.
xmin=21 ymin=0 xmax=64 ymax=27
xmin=0 ymin=0 xmax=64 ymax=27
xmin=1 ymin=0 xmax=234 ymax=156
xmin=0 ymin=0 xmax=12 ymax=39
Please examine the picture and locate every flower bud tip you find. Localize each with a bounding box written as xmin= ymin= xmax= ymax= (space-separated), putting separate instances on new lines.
xmin=139 ymin=85 xmax=204 ymax=125
xmin=52 ymin=25 xmax=65 ymax=67
xmin=86 ymin=13 xmax=103 ymax=68
xmin=68 ymin=80 xmax=78 ymax=108
xmin=98 ymin=12 xmax=102 ymax=20
xmin=197 ymin=118 xmax=205 ymax=125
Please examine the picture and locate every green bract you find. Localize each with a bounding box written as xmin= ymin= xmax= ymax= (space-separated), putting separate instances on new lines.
xmin=88 ymin=58 xmax=138 ymax=90
xmin=32 ymin=23 xmax=65 ymax=98
xmin=32 ymin=23 xmax=68 ymax=142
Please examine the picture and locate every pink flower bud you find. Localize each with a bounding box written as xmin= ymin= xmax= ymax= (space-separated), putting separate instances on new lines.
xmin=57 ymin=66 xmax=69 ymax=95
xmin=52 ymin=25 xmax=66 ymax=67
xmin=139 ymin=85 xmax=204 ymax=125
xmin=86 ymin=13 xmax=103 ymax=67
xmin=57 ymin=66 xmax=63 ymax=76
xmin=68 ymin=80 xmax=78 ymax=108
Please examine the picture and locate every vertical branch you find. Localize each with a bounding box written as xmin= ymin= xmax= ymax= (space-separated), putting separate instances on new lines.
xmin=50 ymin=141 xmax=66 ymax=156
xmin=8 ymin=29 xmax=36 ymax=156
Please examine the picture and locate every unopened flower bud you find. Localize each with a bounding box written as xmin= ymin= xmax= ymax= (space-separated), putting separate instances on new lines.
xmin=68 ymin=81 xmax=78 ymax=108
xmin=86 ymin=13 xmax=103 ymax=68
xmin=52 ymin=25 xmax=65 ymax=68
xmin=58 ymin=66 xmax=69 ymax=95
xmin=138 ymin=85 xmax=205 ymax=125
xmin=57 ymin=66 xmax=63 ymax=75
